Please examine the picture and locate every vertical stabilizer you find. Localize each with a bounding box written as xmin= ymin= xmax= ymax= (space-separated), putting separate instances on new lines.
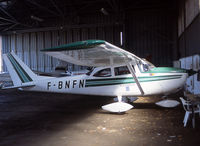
xmin=3 ymin=52 xmax=37 ymax=86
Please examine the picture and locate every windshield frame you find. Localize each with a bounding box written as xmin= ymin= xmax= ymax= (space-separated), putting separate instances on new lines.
xmin=136 ymin=59 xmax=155 ymax=72
xmin=86 ymin=67 xmax=95 ymax=76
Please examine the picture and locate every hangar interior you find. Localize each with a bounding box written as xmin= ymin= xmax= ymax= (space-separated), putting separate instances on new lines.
xmin=0 ymin=0 xmax=199 ymax=72
xmin=0 ymin=0 xmax=200 ymax=146
xmin=1 ymin=0 xmax=200 ymax=93
xmin=0 ymin=0 xmax=179 ymax=73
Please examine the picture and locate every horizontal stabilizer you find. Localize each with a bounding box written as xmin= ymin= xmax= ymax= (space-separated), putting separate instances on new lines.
xmin=155 ymin=99 xmax=180 ymax=108
xmin=113 ymin=97 xmax=138 ymax=103
xmin=1 ymin=82 xmax=35 ymax=90
xmin=102 ymin=102 xmax=133 ymax=113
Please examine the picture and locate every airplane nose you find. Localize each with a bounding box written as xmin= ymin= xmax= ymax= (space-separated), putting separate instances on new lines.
xmin=186 ymin=69 xmax=198 ymax=76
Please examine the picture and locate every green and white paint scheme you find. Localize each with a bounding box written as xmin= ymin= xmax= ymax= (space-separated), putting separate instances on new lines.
xmin=3 ymin=40 xmax=188 ymax=112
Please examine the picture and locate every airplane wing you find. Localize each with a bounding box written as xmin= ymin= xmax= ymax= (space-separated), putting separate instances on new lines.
xmin=41 ymin=40 xmax=142 ymax=67
xmin=41 ymin=40 xmax=145 ymax=95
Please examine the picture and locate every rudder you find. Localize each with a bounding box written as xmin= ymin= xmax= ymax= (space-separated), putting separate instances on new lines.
xmin=3 ymin=52 xmax=37 ymax=86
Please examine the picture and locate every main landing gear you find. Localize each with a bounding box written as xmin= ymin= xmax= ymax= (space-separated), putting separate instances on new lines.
xmin=102 ymin=95 xmax=133 ymax=113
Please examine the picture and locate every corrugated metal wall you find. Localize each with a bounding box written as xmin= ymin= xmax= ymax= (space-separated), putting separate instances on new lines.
xmin=178 ymin=14 xmax=200 ymax=57
xmin=2 ymin=12 xmax=177 ymax=72
xmin=0 ymin=36 xmax=2 ymax=72
xmin=178 ymin=0 xmax=200 ymax=58
xmin=2 ymin=24 xmax=123 ymax=72
xmin=126 ymin=12 xmax=176 ymax=66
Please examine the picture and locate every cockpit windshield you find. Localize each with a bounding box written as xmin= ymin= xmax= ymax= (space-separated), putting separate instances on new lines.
xmin=136 ymin=59 xmax=155 ymax=72
xmin=143 ymin=59 xmax=155 ymax=68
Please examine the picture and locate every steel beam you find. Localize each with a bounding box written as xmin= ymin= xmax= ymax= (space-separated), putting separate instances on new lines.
xmin=50 ymin=0 xmax=63 ymax=17
xmin=0 ymin=6 xmax=16 ymax=21
xmin=26 ymin=0 xmax=59 ymax=16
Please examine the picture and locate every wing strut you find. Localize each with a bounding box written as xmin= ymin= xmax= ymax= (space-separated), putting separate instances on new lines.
xmin=126 ymin=62 xmax=144 ymax=96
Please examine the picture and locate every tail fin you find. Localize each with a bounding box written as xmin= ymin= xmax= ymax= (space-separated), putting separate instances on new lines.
xmin=3 ymin=52 xmax=37 ymax=86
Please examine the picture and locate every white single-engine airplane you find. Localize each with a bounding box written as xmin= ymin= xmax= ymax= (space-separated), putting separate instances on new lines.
xmin=2 ymin=40 xmax=190 ymax=112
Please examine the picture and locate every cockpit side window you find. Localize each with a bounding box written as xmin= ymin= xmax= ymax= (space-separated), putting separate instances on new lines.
xmin=93 ymin=68 xmax=111 ymax=77
xmin=115 ymin=66 xmax=133 ymax=76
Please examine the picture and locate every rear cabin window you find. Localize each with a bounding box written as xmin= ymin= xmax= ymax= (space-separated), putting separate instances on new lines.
xmin=93 ymin=68 xmax=111 ymax=77
xmin=115 ymin=66 xmax=130 ymax=76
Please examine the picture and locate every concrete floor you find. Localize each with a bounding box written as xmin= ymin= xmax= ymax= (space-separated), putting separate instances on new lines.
xmin=0 ymin=90 xmax=200 ymax=146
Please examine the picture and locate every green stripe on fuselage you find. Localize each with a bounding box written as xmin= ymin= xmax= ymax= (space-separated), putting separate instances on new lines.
xmin=7 ymin=53 xmax=33 ymax=83
xmin=85 ymin=75 xmax=182 ymax=87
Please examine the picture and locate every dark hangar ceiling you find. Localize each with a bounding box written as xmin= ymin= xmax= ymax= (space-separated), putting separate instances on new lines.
xmin=0 ymin=0 xmax=177 ymax=32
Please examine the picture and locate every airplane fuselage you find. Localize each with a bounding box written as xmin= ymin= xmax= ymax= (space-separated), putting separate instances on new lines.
xmin=25 ymin=66 xmax=188 ymax=97
xmin=3 ymin=44 xmax=189 ymax=112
